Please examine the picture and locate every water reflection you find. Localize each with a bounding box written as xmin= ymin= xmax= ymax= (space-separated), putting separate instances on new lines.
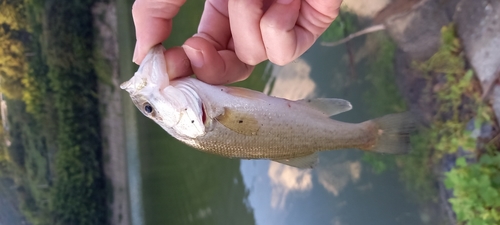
xmin=263 ymin=59 xmax=315 ymax=100
xmin=237 ymin=41 xmax=430 ymax=223
xmin=187 ymin=207 xmax=212 ymax=222
xmin=317 ymin=160 xmax=362 ymax=196
xmin=342 ymin=0 xmax=390 ymax=18
xmin=124 ymin=0 xmax=446 ymax=224
xmin=268 ymin=162 xmax=313 ymax=209
xmin=262 ymin=60 xmax=315 ymax=210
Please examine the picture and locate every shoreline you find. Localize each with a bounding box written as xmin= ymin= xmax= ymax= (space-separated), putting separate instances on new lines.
xmin=93 ymin=2 xmax=131 ymax=225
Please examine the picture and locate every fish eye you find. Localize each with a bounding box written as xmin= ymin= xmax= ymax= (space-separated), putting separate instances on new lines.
xmin=144 ymin=103 xmax=153 ymax=114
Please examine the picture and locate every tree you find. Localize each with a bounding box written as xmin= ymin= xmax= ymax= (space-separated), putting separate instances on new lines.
xmin=0 ymin=0 xmax=28 ymax=99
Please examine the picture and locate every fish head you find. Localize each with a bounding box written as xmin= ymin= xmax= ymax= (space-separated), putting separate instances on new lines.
xmin=121 ymin=45 xmax=170 ymax=91
xmin=120 ymin=45 xmax=205 ymax=138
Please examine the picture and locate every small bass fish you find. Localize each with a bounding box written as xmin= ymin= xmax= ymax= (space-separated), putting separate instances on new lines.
xmin=121 ymin=45 xmax=414 ymax=168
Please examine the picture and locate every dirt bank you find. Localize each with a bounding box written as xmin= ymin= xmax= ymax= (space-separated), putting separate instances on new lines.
xmin=93 ymin=2 xmax=130 ymax=225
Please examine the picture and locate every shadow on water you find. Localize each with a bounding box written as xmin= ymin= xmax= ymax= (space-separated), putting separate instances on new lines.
xmin=117 ymin=1 xmax=447 ymax=225
xmin=137 ymin=118 xmax=255 ymax=225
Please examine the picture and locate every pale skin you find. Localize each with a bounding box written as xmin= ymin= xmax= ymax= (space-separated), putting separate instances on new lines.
xmin=132 ymin=0 xmax=343 ymax=85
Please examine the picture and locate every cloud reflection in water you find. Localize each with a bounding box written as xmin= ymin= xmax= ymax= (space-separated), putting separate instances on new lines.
xmin=268 ymin=162 xmax=313 ymax=209
xmin=264 ymin=59 xmax=316 ymax=210
xmin=316 ymin=160 xmax=362 ymax=196
xmin=341 ymin=0 xmax=390 ymax=17
xmin=263 ymin=59 xmax=315 ymax=100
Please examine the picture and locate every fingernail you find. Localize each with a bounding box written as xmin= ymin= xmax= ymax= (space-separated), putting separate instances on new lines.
xmin=183 ymin=45 xmax=204 ymax=68
xmin=277 ymin=0 xmax=293 ymax=5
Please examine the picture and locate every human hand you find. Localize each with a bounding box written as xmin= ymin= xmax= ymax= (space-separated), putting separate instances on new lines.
xmin=132 ymin=0 xmax=342 ymax=85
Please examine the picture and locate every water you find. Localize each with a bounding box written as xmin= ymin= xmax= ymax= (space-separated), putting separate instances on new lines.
xmin=117 ymin=0 xmax=442 ymax=224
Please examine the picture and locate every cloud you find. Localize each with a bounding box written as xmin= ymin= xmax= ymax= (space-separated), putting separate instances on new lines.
xmin=317 ymin=161 xmax=362 ymax=196
xmin=268 ymin=162 xmax=313 ymax=209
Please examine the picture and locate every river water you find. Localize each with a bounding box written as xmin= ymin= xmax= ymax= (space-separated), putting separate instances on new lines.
xmin=117 ymin=0 xmax=443 ymax=224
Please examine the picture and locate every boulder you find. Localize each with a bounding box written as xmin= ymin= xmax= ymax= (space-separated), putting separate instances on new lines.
xmin=384 ymin=0 xmax=450 ymax=60
xmin=454 ymin=0 xmax=500 ymax=120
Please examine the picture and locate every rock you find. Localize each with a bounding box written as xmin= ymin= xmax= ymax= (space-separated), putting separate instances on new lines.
xmin=442 ymin=0 xmax=461 ymax=19
xmin=394 ymin=48 xmax=435 ymax=124
xmin=466 ymin=117 xmax=494 ymax=140
xmin=372 ymin=0 xmax=422 ymax=24
xmin=454 ymin=0 xmax=500 ymax=120
xmin=384 ymin=0 xmax=451 ymax=60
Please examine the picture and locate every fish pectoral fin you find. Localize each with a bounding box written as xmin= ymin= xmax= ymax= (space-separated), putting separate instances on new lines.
xmin=273 ymin=153 xmax=319 ymax=169
xmin=298 ymin=98 xmax=352 ymax=117
xmin=215 ymin=107 xmax=261 ymax=136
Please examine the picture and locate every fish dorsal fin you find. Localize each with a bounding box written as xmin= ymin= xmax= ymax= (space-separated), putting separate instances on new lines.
xmin=298 ymin=98 xmax=352 ymax=117
xmin=216 ymin=107 xmax=261 ymax=136
xmin=273 ymin=153 xmax=319 ymax=169
xmin=225 ymin=86 xmax=266 ymax=100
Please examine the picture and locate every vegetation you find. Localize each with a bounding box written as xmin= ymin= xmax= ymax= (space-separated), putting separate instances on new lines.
xmin=413 ymin=26 xmax=492 ymax=158
xmin=0 ymin=115 xmax=10 ymax=177
xmin=404 ymin=25 xmax=495 ymax=202
xmin=445 ymin=154 xmax=500 ymax=225
xmin=1 ymin=0 xmax=107 ymax=224
xmin=320 ymin=9 xmax=358 ymax=43
xmin=362 ymin=23 xmax=500 ymax=224
xmin=363 ymin=36 xmax=407 ymax=116
xmin=0 ymin=0 xmax=29 ymax=100
xmin=361 ymin=35 xmax=406 ymax=174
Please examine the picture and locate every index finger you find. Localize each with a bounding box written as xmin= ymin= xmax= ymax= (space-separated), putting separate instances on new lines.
xmin=182 ymin=0 xmax=255 ymax=84
xmin=132 ymin=0 xmax=186 ymax=64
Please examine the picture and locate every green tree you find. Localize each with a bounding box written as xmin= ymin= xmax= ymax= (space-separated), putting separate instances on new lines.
xmin=0 ymin=0 xmax=28 ymax=99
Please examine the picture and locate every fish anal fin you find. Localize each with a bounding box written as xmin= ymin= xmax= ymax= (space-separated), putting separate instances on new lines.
xmin=273 ymin=153 xmax=319 ymax=169
xmin=225 ymin=86 xmax=266 ymax=100
xmin=298 ymin=98 xmax=352 ymax=117
xmin=216 ymin=107 xmax=261 ymax=136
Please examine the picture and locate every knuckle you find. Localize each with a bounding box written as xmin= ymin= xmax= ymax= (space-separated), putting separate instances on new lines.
xmin=236 ymin=51 xmax=265 ymax=66
xmin=268 ymin=55 xmax=291 ymax=66
xmin=132 ymin=0 xmax=182 ymax=18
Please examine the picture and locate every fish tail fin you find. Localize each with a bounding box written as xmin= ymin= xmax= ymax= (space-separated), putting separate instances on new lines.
xmin=365 ymin=112 xmax=415 ymax=154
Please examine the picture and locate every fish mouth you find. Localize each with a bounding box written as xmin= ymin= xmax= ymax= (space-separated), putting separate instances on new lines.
xmin=201 ymin=103 xmax=207 ymax=124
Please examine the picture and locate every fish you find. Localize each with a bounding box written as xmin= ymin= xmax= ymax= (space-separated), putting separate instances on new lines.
xmin=121 ymin=45 xmax=414 ymax=169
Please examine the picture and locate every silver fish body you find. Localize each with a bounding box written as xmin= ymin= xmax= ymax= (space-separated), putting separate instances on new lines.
xmin=121 ymin=45 xmax=413 ymax=168
xmin=172 ymin=78 xmax=374 ymax=158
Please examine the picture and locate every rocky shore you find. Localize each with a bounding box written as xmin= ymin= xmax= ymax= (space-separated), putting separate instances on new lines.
xmin=381 ymin=0 xmax=499 ymax=223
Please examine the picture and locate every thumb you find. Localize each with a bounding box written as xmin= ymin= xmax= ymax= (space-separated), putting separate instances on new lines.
xmin=131 ymin=0 xmax=184 ymax=64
